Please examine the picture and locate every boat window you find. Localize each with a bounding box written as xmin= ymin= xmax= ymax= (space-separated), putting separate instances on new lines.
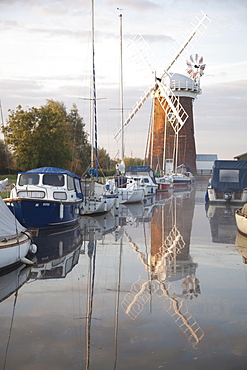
xmin=43 ymin=174 xmax=64 ymax=186
xmin=53 ymin=192 xmax=67 ymax=200
xmin=19 ymin=174 xmax=39 ymax=186
xmin=219 ymin=169 xmax=239 ymax=183
xmin=17 ymin=190 xmax=45 ymax=198
xmin=74 ymin=178 xmax=82 ymax=194
xmin=67 ymin=176 xmax=74 ymax=191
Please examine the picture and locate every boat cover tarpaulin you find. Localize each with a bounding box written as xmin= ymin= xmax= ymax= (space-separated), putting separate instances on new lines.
xmin=0 ymin=196 xmax=26 ymax=241
xmin=127 ymin=166 xmax=156 ymax=182
xmin=211 ymin=160 xmax=247 ymax=192
xmin=127 ymin=166 xmax=153 ymax=173
xmin=25 ymin=167 xmax=80 ymax=179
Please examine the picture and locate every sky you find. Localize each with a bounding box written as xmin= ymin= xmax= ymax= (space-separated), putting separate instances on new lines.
xmin=0 ymin=0 xmax=246 ymax=162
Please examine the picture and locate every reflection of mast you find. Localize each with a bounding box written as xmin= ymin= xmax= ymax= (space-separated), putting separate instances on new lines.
xmin=113 ymin=238 xmax=123 ymax=370
xmin=85 ymin=238 xmax=96 ymax=370
xmin=3 ymin=291 xmax=18 ymax=370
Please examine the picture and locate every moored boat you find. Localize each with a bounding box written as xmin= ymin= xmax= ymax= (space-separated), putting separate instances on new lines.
xmin=125 ymin=166 xmax=158 ymax=195
xmin=81 ymin=179 xmax=116 ymax=214
xmin=169 ymin=172 xmax=193 ymax=189
xmin=5 ymin=167 xmax=83 ymax=228
xmin=155 ymin=175 xmax=171 ymax=192
xmin=235 ymin=231 xmax=247 ymax=264
xmin=235 ymin=203 xmax=247 ymax=236
xmin=205 ymin=160 xmax=247 ymax=203
xmin=0 ymin=178 xmax=37 ymax=269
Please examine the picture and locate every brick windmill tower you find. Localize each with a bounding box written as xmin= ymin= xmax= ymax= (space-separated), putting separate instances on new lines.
xmin=114 ymin=11 xmax=210 ymax=175
xmin=149 ymin=55 xmax=206 ymax=174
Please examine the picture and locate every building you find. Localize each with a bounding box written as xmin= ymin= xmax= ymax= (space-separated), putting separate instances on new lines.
xmin=234 ymin=152 xmax=247 ymax=161
xmin=148 ymin=73 xmax=203 ymax=174
xmin=196 ymin=154 xmax=218 ymax=175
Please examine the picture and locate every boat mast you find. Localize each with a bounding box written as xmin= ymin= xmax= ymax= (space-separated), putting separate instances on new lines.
xmin=119 ymin=11 xmax=124 ymax=165
xmin=162 ymin=115 xmax=167 ymax=175
xmin=91 ymin=0 xmax=98 ymax=179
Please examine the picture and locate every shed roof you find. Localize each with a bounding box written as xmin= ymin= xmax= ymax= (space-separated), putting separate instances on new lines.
xmin=196 ymin=154 xmax=218 ymax=161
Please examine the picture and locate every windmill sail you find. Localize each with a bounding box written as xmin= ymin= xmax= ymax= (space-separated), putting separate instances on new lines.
xmin=114 ymin=11 xmax=211 ymax=139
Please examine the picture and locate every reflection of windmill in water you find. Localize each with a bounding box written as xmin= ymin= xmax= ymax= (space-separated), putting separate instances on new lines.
xmin=115 ymin=11 xmax=210 ymax=174
xmin=122 ymin=188 xmax=204 ymax=347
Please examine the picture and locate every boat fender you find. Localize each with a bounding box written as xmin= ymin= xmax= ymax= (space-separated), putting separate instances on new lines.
xmin=59 ymin=203 xmax=64 ymax=219
xmin=29 ymin=243 xmax=38 ymax=254
xmin=115 ymin=195 xmax=120 ymax=209
xmin=21 ymin=257 xmax=34 ymax=265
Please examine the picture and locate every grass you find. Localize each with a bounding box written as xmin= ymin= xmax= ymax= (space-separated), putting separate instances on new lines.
xmin=0 ymin=174 xmax=17 ymax=199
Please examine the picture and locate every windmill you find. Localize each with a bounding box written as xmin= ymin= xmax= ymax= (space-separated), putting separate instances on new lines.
xmin=114 ymin=11 xmax=211 ymax=174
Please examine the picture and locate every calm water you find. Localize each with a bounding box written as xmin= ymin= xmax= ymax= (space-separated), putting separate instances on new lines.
xmin=1 ymin=180 xmax=247 ymax=370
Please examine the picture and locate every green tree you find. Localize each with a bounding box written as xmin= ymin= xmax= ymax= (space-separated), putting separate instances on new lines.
xmin=3 ymin=100 xmax=91 ymax=173
xmin=98 ymin=147 xmax=112 ymax=171
xmin=0 ymin=139 xmax=13 ymax=171
xmin=124 ymin=157 xmax=144 ymax=169
xmin=31 ymin=100 xmax=71 ymax=169
xmin=67 ymin=104 xmax=91 ymax=175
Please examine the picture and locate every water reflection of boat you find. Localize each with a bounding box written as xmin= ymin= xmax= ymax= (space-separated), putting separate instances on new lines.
xmin=235 ymin=231 xmax=247 ymax=264
xmin=30 ymin=224 xmax=82 ymax=279
xmin=117 ymin=202 xmax=156 ymax=226
xmin=0 ymin=263 xmax=32 ymax=369
xmin=0 ymin=263 xmax=31 ymax=303
xmin=79 ymin=211 xmax=118 ymax=242
xmin=0 ymin=179 xmax=37 ymax=270
xmin=235 ymin=203 xmax=247 ymax=236
xmin=206 ymin=204 xmax=238 ymax=244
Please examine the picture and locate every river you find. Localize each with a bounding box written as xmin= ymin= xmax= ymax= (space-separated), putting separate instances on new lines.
xmin=0 ymin=179 xmax=246 ymax=370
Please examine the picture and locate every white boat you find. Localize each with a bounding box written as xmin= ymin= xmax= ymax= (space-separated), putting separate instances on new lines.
xmin=169 ymin=172 xmax=193 ymax=189
xmin=235 ymin=203 xmax=247 ymax=236
xmin=116 ymin=180 xmax=145 ymax=204
xmin=0 ymin=178 xmax=37 ymax=269
xmin=81 ymin=179 xmax=116 ymax=215
xmin=125 ymin=166 xmax=158 ymax=195
xmin=206 ymin=160 xmax=247 ymax=203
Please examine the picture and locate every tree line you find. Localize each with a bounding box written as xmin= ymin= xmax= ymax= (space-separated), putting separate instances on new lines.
xmin=0 ymin=100 xmax=143 ymax=176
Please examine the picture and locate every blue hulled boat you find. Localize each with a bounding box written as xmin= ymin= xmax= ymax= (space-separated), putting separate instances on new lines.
xmin=5 ymin=167 xmax=83 ymax=229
